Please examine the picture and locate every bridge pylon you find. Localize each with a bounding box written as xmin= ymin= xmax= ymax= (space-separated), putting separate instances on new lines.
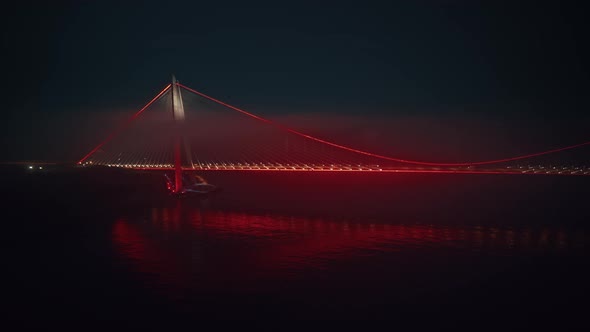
xmin=170 ymin=75 xmax=194 ymax=193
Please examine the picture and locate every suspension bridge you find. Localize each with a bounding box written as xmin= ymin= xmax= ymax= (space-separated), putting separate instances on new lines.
xmin=77 ymin=76 xmax=590 ymax=193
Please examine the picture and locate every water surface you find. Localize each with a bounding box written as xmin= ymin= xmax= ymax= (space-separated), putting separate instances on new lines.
xmin=5 ymin=167 xmax=589 ymax=325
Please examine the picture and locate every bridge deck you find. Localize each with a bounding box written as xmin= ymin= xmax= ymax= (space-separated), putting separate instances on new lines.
xmin=77 ymin=163 xmax=589 ymax=176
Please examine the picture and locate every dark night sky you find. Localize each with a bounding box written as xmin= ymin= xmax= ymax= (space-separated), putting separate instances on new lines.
xmin=1 ymin=0 xmax=589 ymax=162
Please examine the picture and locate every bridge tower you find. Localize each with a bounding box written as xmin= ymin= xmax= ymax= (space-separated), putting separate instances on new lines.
xmin=170 ymin=75 xmax=194 ymax=194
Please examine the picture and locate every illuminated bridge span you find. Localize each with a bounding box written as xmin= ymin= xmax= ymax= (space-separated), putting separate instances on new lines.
xmin=78 ymin=76 xmax=590 ymax=185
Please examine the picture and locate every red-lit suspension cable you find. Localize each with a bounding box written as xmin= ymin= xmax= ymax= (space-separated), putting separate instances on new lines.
xmin=78 ymin=84 xmax=172 ymax=164
xmin=178 ymin=83 xmax=590 ymax=167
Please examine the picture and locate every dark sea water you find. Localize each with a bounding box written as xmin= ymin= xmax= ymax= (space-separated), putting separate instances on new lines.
xmin=4 ymin=166 xmax=589 ymax=326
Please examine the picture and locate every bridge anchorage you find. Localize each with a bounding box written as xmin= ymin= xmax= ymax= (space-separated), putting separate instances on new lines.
xmin=77 ymin=77 xmax=590 ymax=179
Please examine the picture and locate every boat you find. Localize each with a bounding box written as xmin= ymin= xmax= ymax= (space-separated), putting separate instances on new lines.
xmin=164 ymin=173 xmax=218 ymax=196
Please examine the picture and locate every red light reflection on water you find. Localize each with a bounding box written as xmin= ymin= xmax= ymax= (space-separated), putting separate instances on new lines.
xmin=112 ymin=202 xmax=585 ymax=295
xmin=112 ymin=213 xmax=193 ymax=293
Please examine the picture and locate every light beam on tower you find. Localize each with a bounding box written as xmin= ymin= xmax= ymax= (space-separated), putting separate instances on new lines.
xmin=171 ymin=75 xmax=184 ymax=194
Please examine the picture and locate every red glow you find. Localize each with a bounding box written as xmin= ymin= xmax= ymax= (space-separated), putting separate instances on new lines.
xmin=113 ymin=206 xmax=574 ymax=291
xmin=130 ymin=166 xmax=588 ymax=176
xmin=112 ymin=217 xmax=191 ymax=293
xmin=78 ymin=84 xmax=171 ymax=164
xmin=178 ymin=83 xmax=589 ymax=167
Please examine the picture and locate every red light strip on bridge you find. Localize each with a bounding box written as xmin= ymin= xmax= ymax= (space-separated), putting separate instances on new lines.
xmin=78 ymin=84 xmax=171 ymax=164
xmin=131 ymin=166 xmax=588 ymax=176
xmin=177 ymin=83 xmax=590 ymax=166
